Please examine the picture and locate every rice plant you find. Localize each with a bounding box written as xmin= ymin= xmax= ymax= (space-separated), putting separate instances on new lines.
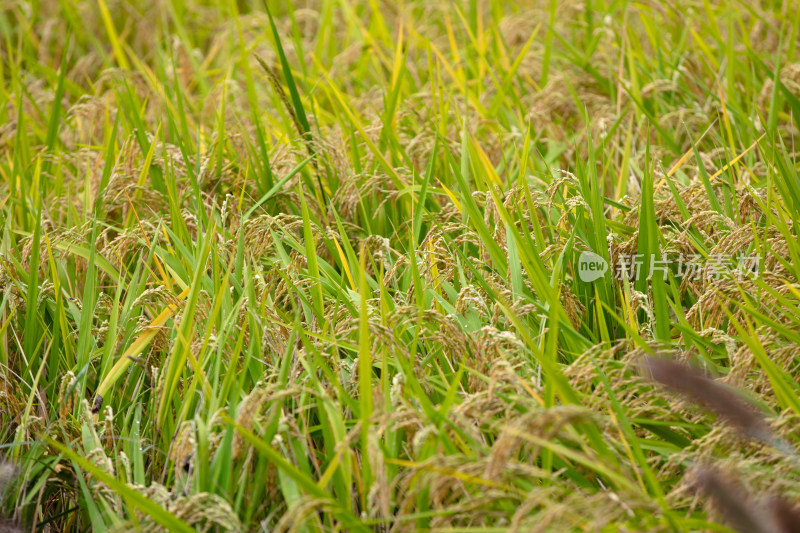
xmin=1 ymin=0 xmax=800 ymax=531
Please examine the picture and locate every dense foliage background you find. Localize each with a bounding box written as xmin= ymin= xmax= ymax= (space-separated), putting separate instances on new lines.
xmin=1 ymin=0 xmax=800 ymax=530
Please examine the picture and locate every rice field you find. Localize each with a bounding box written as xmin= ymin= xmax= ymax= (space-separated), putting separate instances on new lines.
xmin=2 ymin=0 xmax=800 ymax=531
